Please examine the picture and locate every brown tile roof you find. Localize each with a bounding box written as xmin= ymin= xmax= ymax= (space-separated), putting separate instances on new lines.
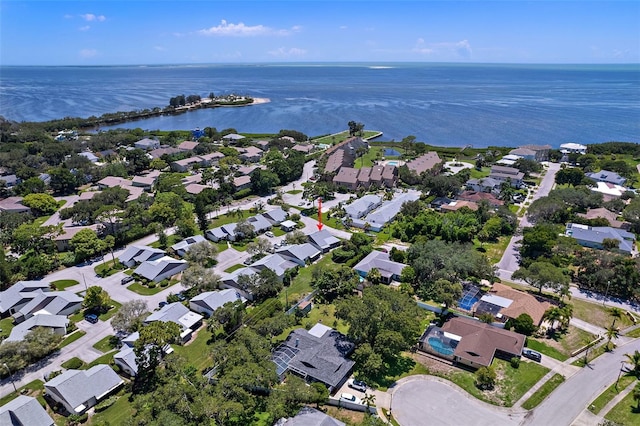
xmin=370 ymin=165 xmax=384 ymax=182
xmin=382 ymin=165 xmax=397 ymax=180
xmin=440 ymin=200 xmax=479 ymax=212
xmin=458 ymin=191 xmax=504 ymax=206
xmin=357 ymin=167 xmax=371 ymax=183
xmin=442 ymin=316 xmax=525 ymax=367
xmin=489 ymin=283 xmax=552 ymax=325
xmin=325 ymin=150 xmax=346 ymax=173
xmin=576 ymin=208 xmax=627 ymax=229
xmin=405 ymin=152 xmax=441 ymax=175
xmin=177 ymin=141 xmax=200 ymax=151
xmin=333 ymin=167 xmax=359 ymax=185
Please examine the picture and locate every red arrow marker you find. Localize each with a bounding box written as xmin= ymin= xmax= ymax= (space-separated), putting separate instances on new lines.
xmin=317 ymin=197 xmax=323 ymax=231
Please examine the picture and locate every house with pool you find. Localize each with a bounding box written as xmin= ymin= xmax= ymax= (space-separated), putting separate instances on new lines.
xmin=418 ymin=316 xmax=525 ymax=369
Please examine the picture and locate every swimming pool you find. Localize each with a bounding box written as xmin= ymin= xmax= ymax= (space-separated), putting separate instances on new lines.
xmin=428 ymin=337 xmax=455 ymax=356
xmin=388 ymin=161 xmax=399 ymax=166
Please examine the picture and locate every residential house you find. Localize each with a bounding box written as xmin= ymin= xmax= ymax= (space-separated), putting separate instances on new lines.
xmin=237 ymin=165 xmax=261 ymax=176
xmin=280 ymin=220 xmax=297 ymax=232
xmin=118 ymin=245 xmax=165 ymax=268
xmin=78 ymin=191 xmax=99 ymax=202
xmin=576 ymin=208 xmax=629 ymax=229
xmin=0 ymin=281 xmax=51 ymax=317
xmin=12 ymin=291 xmax=83 ymax=324
xmin=148 ymin=147 xmax=182 ymax=160
xmin=54 ymin=225 xmax=100 ymax=252
xmin=419 ymin=316 xmax=525 ymax=369
xmin=256 ymin=140 xmax=270 ymax=151
xmin=565 ymin=223 xmax=636 ymax=255
xmin=275 ymin=407 xmax=345 ymax=426
xmin=177 ymin=141 xmax=200 ymax=152
xmin=0 ymin=196 xmax=31 ymax=213
xmin=233 ymin=175 xmax=252 ymax=191
xmin=590 ymin=181 xmax=628 ymax=200
xmin=263 ymin=207 xmax=288 ymax=225
xmin=466 ymin=177 xmax=501 ymax=195
xmin=353 ymin=250 xmax=407 ymax=283
xmin=307 ymin=229 xmax=341 ymax=253
xmin=381 ymin=165 xmax=398 ymax=187
xmin=134 ymin=256 xmax=188 ymax=282
xmin=344 ymin=194 xmax=383 ymax=219
xmin=113 ymin=346 xmax=138 ymax=377
xmin=189 ymin=289 xmax=246 ymax=317
xmin=131 ymin=175 xmax=156 ymax=191
xmin=134 ymin=138 xmax=160 ymax=151
xmin=349 ymin=192 xmax=420 ymax=232
xmin=291 ymin=144 xmax=314 ymax=154
xmin=221 ymin=223 xmax=239 ymax=241
xmin=0 ymin=174 xmax=20 ymax=187
xmin=247 ymin=214 xmax=273 ymax=234
xmin=206 ymin=226 xmax=232 ymax=242
xmin=560 ymin=143 xmax=587 ymax=155
xmin=357 ymin=167 xmax=372 ymax=188
xmin=44 ymin=365 xmax=124 ymax=414
xmin=440 ymin=200 xmax=479 ymax=212
xmin=457 ymin=190 xmax=505 ymax=207
xmin=325 ymin=150 xmax=347 ymax=174
xmin=518 ymin=144 xmax=551 ymax=162
xmin=220 ymin=267 xmax=258 ymax=298
xmin=496 ymin=154 xmax=521 ymax=166
xmin=222 ymin=133 xmax=245 ymax=143
xmin=236 ymin=146 xmax=263 ymax=163
xmin=272 ymin=323 xmax=355 ymax=392
xmin=171 ymin=156 xmax=204 ymax=172
xmin=185 ymin=183 xmax=210 ymax=195
xmin=474 ymin=283 xmax=552 ymax=326
xmin=333 ymin=167 xmax=360 ymax=190
xmin=5 ymin=314 xmax=69 ymax=342
xmin=430 ymin=196 xmax=454 ymax=211
xmin=250 ymin=254 xmax=299 ymax=279
xmin=405 ymin=152 xmax=442 ymax=175
xmin=0 ymin=395 xmax=55 ymax=426
xmin=144 ymin=302 xmax=203 ymax=342
xmin=199 ymin=151 xmax=225 ymax=166
xmin=489 ymin=165 xmax=524 ymax=188
xmin=171 ymin=235 xmax=208 ymax=257
xmin=276 ymin=243 xmax=322 ymax=266
xmin=78 ymin=152 xmax=99 ymax=163
xmin=508 ymin=147 xmax=536 ymax=161
xmin=586 ymin=170 xmax=627 ymax=186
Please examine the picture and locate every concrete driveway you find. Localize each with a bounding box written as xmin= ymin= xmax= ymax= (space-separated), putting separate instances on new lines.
xmin=391 ymin=376 xmax=525 ymax=426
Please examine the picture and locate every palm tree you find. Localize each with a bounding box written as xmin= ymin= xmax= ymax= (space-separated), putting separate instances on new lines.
xmin=634 ymin=382 xmax=640 ymax=411
xmin=362 ymin=393 xmax=376 ymax=409
xmin=608 ymin=307 xmax=623 ymax=329
xmin=605 ymin=324 xmax=620 ymax=350
xmin=625 ymin=350 xmax=640 ymax=377
xmin=543 ymin=307 xmax=563 ymax=335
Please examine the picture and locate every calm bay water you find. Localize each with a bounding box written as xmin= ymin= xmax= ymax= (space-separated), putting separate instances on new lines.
xmin=1 ymin=63 xmax=639 ymax=148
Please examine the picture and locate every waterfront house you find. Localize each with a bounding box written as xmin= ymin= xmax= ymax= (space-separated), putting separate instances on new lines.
xmin=560 ymin=143 xmax=587 ymax=155
xmin=44 ymin=365 xmax=124 ymax=415
xmin=222 ymin=133 xmax=245 ymax=143
xmin=134 ymin=138 xmax=160 ymax=151
xmin=586 ymin=170 xmax=627 ymax=186
xmin=489 ymin=165 xmax=524 ymax=188
xmin=405 ymin=151 xmax=442 ymax=175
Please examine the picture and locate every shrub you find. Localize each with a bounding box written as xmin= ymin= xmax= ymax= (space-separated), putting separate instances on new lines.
xmin=159 ymin=280 xmax=169 ymax=288
xmin=95 ymin=395 xmax=119 ymax=412
xmin=510 ymin=357 xmax=520 ymax=369
xmin=475 ymin=366 xmax=496 ymax=390
xmin=147 ymin=283 xmax=156 ymax=289
xmin=66 ymin=413 xmax=88 ymax=425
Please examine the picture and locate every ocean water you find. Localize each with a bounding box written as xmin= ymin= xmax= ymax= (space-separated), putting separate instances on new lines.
xmin=1 ymin=63 xmax=639 ymax=148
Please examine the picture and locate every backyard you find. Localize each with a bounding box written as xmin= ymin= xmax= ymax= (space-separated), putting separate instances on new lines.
xmin=526 ymin=326 xmax=597 ymax=361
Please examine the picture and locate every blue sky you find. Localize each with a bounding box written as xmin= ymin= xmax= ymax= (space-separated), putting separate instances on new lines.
xmin=1 ymin=1 xmax=639 ymax=65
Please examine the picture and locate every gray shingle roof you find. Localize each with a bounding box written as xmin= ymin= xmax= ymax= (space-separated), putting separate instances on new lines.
xmin=171 ymin=235 xmax=207 ymax=253
xmin=307 ymin=229 xmax=340 ymax=250
xmin=586 ymin=170 xmax=627 ymax=185
xmin=190 ymin=289 xmax=246 ymax=312
xmin=279 ymin=407 xmax=345 ymax=426
xmin=114 ymin=346 xmax=138 ymax=375
xmin=276 ymin=243 xmax=321 ymax=264
xmin=344 ymin=194 xmax=382 ymax=219
xmin=0 ymin=281 xmax=50 ymax=314
xmin=0 ymin=395 xmax=54 ymax=426
xmin=5 ymin=314 xmax=69 ymax=342
xmin=360 ymin=192 xmax=420 ymax=226
xmin=118 ymin=245 xmax=165 ymax=264
xmin=14 ymin=291 xmax=82 ymax=319
xmin=248 ymin=214 xmax=272 ymax=233
xmin=133 ymin=256 xmax=187 ymax=281
xmin=353 ymin=250 xmax=407 ymax=277
xmin=250 ymin=254 xmax=298 ymax=277
xmin=45 ymin=365 xmax=123 ymax=413
xmin=145 ymin=302 xmax=203 ymax=330
xmin=566 ymin=223 xmax=636 ymax=254
xmin=263 ymin=207 xmax=288 ymax=225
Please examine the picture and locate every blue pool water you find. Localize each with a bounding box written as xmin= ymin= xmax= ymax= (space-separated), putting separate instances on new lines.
xmin=428 ymin=337 xmax=455 ymax=356
xmin=387 ymin=161 xmax=399 ymax=166
xmin=458 ymin=296 xmax=479 ymax=311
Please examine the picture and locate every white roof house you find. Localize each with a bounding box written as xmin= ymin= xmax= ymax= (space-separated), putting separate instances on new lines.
xmin=189 ymin=289 xmax=246 ymax=317
xmin=344 ymin=194 xmax=383 ymax=219
xmin=134 ymin=256 xmax=188 ymax=282
xmin=0 ymin=395 xmax=54 ymax=426
xmin=145 ymin=302 xmax=203 ymax=331
xmin=560 ymin=143 xmax=587 ymax=154
xmin=590 ymin=181 xmax=628 ymax=199
xmin=262 ymin=207 xmax=288 ymax=225
xmin=170 ymin=235 xmax=208 ymax=257
xmin=307 ymin=229 xmax=341 ymax=253
xmin=250 ymin=254 xmax=298 ymax=279
xmin=0 ymin=281 xmax=51 ymax=316
xmin=12 ymin=291 xmax=83 ymax=324
xmin=276 ymin=243 xmax=322 ymax=266
xmin=118 ymin=245 xmax=165 ymax=268
xmin=353 ymin=250 xmax=408 ymax=283
xmin=44 ymin=365 xmax=124 ymax=414
xmin=113 ymin=346 xmax=138 ymax=377
xmin=5 ymin=314 xmax=69 ymax=342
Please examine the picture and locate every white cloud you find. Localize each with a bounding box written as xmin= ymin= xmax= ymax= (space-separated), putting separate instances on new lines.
xmin=339 ymin=25 xmax=348 ymax=30
xmin=81 ymin=14 xmax=106 ymax=22
xmin=412 ymin=38 xmax=472 ymax=58
xmin=79 ymin=25 xmax=90 ymax=31
xmin=154 ymin=46 xmax=166 ymax=51
xmin=79 ymin=48 xmax=97 ymax=58
xmin=197 ymin=20 xmax=299 ymax=37
xmin=268 ymin=47 xmax=307 ymax=58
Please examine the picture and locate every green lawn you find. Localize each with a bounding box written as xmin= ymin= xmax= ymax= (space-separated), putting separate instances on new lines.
xmin=61 ymin=356 xmax=85 ymax=369
xmin=435 ymin=358 xmax=549 ymax=407
xmin=51 ymin=279 xmax=79 ymax=290
xmin=128 ymin=280 xmax=178 ymax=295
xmin=525 ymin=339 xmax=569 ymax=361
xmin=626 ymin=327 xmax=640 ymax=338
xmin=59 ymin=330 xmax=86 ymax=348
xmin=0 ymin=380 xmax=44 ymax=407
xmin=354 ymin=147 xmax=384 ymax=169
xmin=521 ymin=374 xmax=565 ymax=410
xmin=170 ymin=327 xmax=214 ymax=372
xmin=572 ymin=298 xmax=635 ymax=329
xmin=605 ymin=386 xmax=640 ymax=425
xmin=0 ymin=317 xmax=15 ymax=340
xmin=589 ymin=375 xmax=637 ymax=414
xmin=94 ymin=259 xmax=126 ymax=277
xmin=275 ymin=303 xmax=349 ymax=343
xmin=474 ymin=236 xmax=511 ymax=265
xmin=93 ymin=335 xmax=119 ymax=353
xmin=207 ymin=211 xmax=251 ymax=229
xmin=86 ymin=351 xmax=116 ymax=369
xmin=286 ymin=190 xmax=303 ymax=195
xmin=572 ymin=342 xmax=609 ymax=367
xmin=149 ymin=234 xmax=182 ymax=249
xmin=272 ymin=227 xmax=286 ymax=237
xmin=363 ymin=353 xmax=430 ymax=391
xmin=224 ymin=264 xmax=245 ymax=273
xmin=323 ymin=216 xmax=345 ymax=230
xmin=100 ymin=301 xmax=122 ymax=321
xmin=90 ymin=391 xmax=134 ymax=425
xmin=469 ymin=166 xmax=491 ymax=179
xmin=279 ymin=255 xmax=334 ymax=307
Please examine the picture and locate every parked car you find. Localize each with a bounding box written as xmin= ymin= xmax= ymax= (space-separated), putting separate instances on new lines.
xmin=121 ymin=276 xmax=135 ymax=285
xmin=522 ymin=348 xmax=542 ymax=362
xmin=159 ymin=301 xmax=169 ymax=308
xmin=339 ymin=392 xmax=362 ymax=405
xmin=347 ymin=379 xmax=367 ymax=392
xmin=84 ymin=313 xmax=99 ymax=324
xmin=265 ymin=231 xmax=275 ymax=238
xmin=176 ymin=292 xmax=186 ymax=301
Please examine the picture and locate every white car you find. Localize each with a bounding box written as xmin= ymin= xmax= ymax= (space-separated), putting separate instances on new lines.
xmin=265 ymin=231 xmax=275 ymax=238
xmin=347 ymin=378 xmax=367 ymax=392
xmin=339 ymin=392 xmax=362 ymax=405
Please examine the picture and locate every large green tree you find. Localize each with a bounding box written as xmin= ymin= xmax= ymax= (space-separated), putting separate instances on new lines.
xmin=70 ymin=228 xmax=106 ymax=262
xmin=83 ymin=286 xmax=111 ymax=313
xmin=512 ymin=261 xmax=569 ymax=295
xmin=111 ymin=300 xmax=148 ymax=334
